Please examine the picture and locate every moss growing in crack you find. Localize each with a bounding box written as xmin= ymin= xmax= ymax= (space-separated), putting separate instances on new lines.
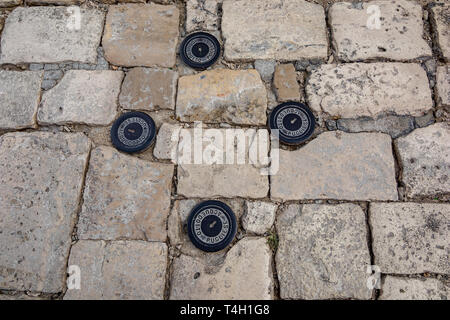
xmin=267 ymin=231 xmax=279 ymax=252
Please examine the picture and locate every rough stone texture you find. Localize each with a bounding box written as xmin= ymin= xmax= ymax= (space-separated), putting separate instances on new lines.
xmin=306 ymin=63 xmax=433 ymax=118
xmin=379 ymin=276 xmax=448 ymax=300
xmin=176 ymin=69 xmax=267 ymax=125
xmin=0 ymin=132 xmax=91 ymax=292
xmin=436 ymin=65 xmax=449 ymax=107
xmin=276 ymin=204 xmax=372 ymax=300
xmin=120 ymin=67 xmax=177 ymax=111
xmin=273 ymin=63 xmax=300 ymax=102
xmin=329 ymin=1 xmax=431 ymax=61
xmin=337 ymin=115 xmax=415 ymax=138
xmin=271 ymin=131 xmax=397 ymax=201
xmin=102 ymin=4 xmax=179 ymax=67
xmin=27 ymin=0 xmax=84 ymax=4
xmin=242 ymin=201 xmax=277 ymax=235
xmin=370 ymin=202 xmax=449 ymax=274
xmin=153 ymin=123 xmax=181 ymax=161
xmin=0 ymin=71 xmax=43 ymax=130
xmin=431 ymin=4 xmax=450 ymax=61
xmin=395 ymin=123 xmax=449 ymax=198
xmin=0 ymin=7 xmax=105 ymax=64
xmin=221 ymin=0 xmax=328 ymax=61
xmin=64 ymin=241 xmax=167 ymax=300
xmin=77 ymin=146 xmax=174 ymax=241
xmin=0 ymin=0 xmax=21 ymax=6
xmin=254 ymin=60 xmax=276 ymax=82
xmin=186 ymin=0 xmax=220 ymax=32
xmin=38 ymin=70 xmax=123 ymax=126
xmin=170 ymin=238 xmax=273 ymax=300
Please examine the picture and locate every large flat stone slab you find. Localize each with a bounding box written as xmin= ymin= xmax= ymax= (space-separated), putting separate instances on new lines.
xmin=102 ymin=4 xmax=179 ymax=67
xmin=271 ymin=131 xmax=398 ymax=201
xmin=431 ymin=4 xmax=450 ymax=61
xmin=221 ymin=0 xmax=328 ymax=61
xmin=0 ymin=71 xmax=42 ymax=130
xmin=64 ymin=240 xmax=167 ymax=300
xmin=38 ymin=70 xmax=123 ymax=125
xmin=77 ymin=146 xmax=174 ymax=241
xmin=436 ymin=65 xmax=449 ymax=107
xmin=306 ymin=63 xmax=433 ymax=118
xmin=276 ymin=204 xmax=372 ymax=300
xmin=0 ymin=7 xmax=105 ymax=64
xmin=176 ymin=69 xmax=267 ymax=125
xmin=329 ymin=1 xmax=431 ymax=61
xmin=395 ymin=123 xmax=449 ymax=198
xmin=370 ymin=202 xmax=449 ymax=274
xmin=0 ymin=132 xmax=91 ymax=293
xmin=380 ymin=276 xmax=448 ymax=300
xmin=170 ymin=238 xmax=273 ymax=300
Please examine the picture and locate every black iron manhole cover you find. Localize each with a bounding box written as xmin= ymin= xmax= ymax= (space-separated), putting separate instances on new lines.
xmin=180 ymin=32 xmax=221 ymax=69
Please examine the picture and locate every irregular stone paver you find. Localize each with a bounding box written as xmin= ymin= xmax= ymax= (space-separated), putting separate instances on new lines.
xmin=370 ymin=202 xmax=449 ymax=274
xmin=242 ymin=201 xmax=277 ymax=235
xmin=0 ymin=71 xmax=42 ymax=130
xmin=0 ymin=0 xmax=21 ymax=6
xmin=271 ymin=131 xmax=397 ymax=201
xmin=0 ymin=132 xmax=91 ymax=292
xmin=153 ymin=123 xmax=181 ymax=161
xmin=102 ymin=4 xmax=179 ymax=67
xmin=170 ymin=237 xmax=273 ymax=300
xmin=0 ymin=7 xmax=105 ymax=64
xmin=273 ymin=63 xmax=300 ymax=102
xmin=176 ymin=69 xmax=267 ymax=125
xmin=336 ymin=115 xmax=415 ymax=138
xmin=431 ymin=4 xmax=450 ymax=61
xmin=38 ymin=70 xmax=123 ymax=126
xmin=186 ymin=0 xmax=220 ymax=32
xmin=329 ymin=1 xmax=431 ymax=61
xmin=77 ymin=146 xmax=174 ymax=242
xmin=379 ymin=276 xmax=448 ymax=300
xmin=395 ymin=123 xmax=449 ymax=198
xmin=221 ymin=0 xmax=328 ymax=61
xmin=254 ymin=60 xmax=276 ymax=82
xmin=436 ymin=65 xmax=449 ymax=107
xmin=120 ymin=68 xmax=177 ymax=111
xmin=64 ymin=241 xmax=167 ymax=300
xmin=276 ymin=204 xmax=372 ymax=300
xmin=306 ymin=63 xmax=433 ymax=118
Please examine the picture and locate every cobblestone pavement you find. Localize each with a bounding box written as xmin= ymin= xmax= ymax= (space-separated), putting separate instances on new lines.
xmin=0 ymin=0 xmax=449 ymax=300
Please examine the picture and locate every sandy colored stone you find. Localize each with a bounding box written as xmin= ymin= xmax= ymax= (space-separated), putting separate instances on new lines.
xmin=176 ymin=69 xmax=267 ymax=125
xmin=0 ymin=7 xmax=105 ymax=64
xmin=221 ymin=0 xmax=327 ymax=61
xmin=120 ymin=68 xmax=177 ymax=111
xmin=186 ymin=0 xmax=220 ymax=32
xmin=0 ymin=132 xmax=91 ymax=293
xmin=170 ymin=237 xmax=273 ymax=300
xmin=77 ymin=146 xmax=174 ymax=241
xmin=38 ymin=70 xmax=123 ymax=125
xmin=395 ymin=123 xmax=449 ymax=198
xmin=102 ymin=4 xmax=179 ymax=67
xmin=271 ymin=131 xmax=397 ymax=201
xmin=380 ymin=276 xmax=448 ymax=300
xmin=276 ymin=203 xmax=372 ymax=300
xmin=0 ymin=71 xmax=43 ymax=130
xmin=273 ymin=64 xmax=300 ymax=102
xmin=306 ymin=63 xmax=433 ymax=118
xmin=370 ymin=202 xmax=449 ymax=274
xmin=153 ymin=123 xmax=181 ymax=161
xmin=431 ymin=4 xmax=450 ymax=61
xmin=436 ymin=65 xmax=450 ymax=107
xmin=64 ymin=240 xmax=167 ymax=300
xmin=242 ymin=201 xmax=277 ymax=235
xmin=329 ymin=1 xmax=431 ymax=61
xmin=0 ymin=0 xmax=21 ymax=6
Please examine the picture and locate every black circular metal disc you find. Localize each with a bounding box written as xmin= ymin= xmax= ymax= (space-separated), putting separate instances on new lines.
xmin=269 ymin=102 xmax=316 ymax=145
xmin=110 ymin=111 xmax=156 ymax=153
xmin=187 ymin=200 xmax=237 ymax=252
xmin=180 ymin=32 xmax=221 ymax=69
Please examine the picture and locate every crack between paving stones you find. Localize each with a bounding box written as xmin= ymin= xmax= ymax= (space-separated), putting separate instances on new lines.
xmin=364 ymin=202 xmax=379 ymax=300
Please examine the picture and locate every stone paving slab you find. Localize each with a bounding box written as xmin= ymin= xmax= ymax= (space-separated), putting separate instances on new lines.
xmin=271 ymin=131 xmax=397 ymax=201
xmin=186 ymin=0 xmax=220 ymax=32
xmin=379 ymin=276 xmax=448 ymax=300
xmin=370 ymin=202 xmax=449 ymax=274
xmin=77 ymin=146 xmax=174 ymax=242
xmin=0 ymin=132 xmax=91 ymax=293
xmin=306 ymin=63 xmax=432 ymax=118
xmin=0 ymin=71 xmax=43 ymax=130
xmin=153 ymin=123 xmax=181 ymax=161
xmin=276 ymin=203 xmax=372 ymax=300
xmin=242 ymin=201 xmax=277 ymax=235
xmin=431 ymin=4 xmax=450 ymax=61
xmin=64 ymin=240 xmax=167 ymax=300
xmin=222 ymin=0 xmax=328 ymax=61
xmin=273 ymin=63 xmax=301 ymax=102
xmin=329 ymin=1 xmax=431 ymax=61
xmin=436 ymin=65 xmax=449 ymax=107
xmin=0 ymin=7 xmax=105 ymax=64
xmin=0 ymin=0 xmax=21 ymax=6
xmin=170 ymin=237 xmax=273 ymax=300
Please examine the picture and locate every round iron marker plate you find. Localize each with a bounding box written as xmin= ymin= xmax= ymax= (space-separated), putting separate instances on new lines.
xmin=269 ymin=102 xmax=315 ymax=145
xmin=187 ymin=200 xmax=237 ymax=252
xmin=110 ymin=112 xmax=156 ymax=153
xmin=180 ymin=32 xmax=221 ymax=69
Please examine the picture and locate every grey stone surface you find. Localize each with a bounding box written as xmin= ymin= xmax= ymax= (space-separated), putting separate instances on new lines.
xmin=436 ymin=65 xmax=449 ymax=107
xmin=186 ymin=0 xmax=221 ymax=32
xmin=431 ymin=4 xmax=450 ymax=61
xmin=242 ymin=201 xmax=277 ymax=235
xmin=276 ymin=203 xmax=372 ymax=300
xmin=415 ymin=111 xmax=435 ymax=128
xmin=337 ymin=115 xmax=415 ymax=138
xmin=254 ymin=60 xmax=276 ymax=82
xmin=380 ymin=276 xmax=448 ymax=300
xmin=0 ymin=132 xmax=91 ymax=293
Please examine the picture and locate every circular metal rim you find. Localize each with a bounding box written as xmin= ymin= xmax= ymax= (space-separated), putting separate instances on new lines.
xmin=180 ymin=32 xmax=221 ymax=69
